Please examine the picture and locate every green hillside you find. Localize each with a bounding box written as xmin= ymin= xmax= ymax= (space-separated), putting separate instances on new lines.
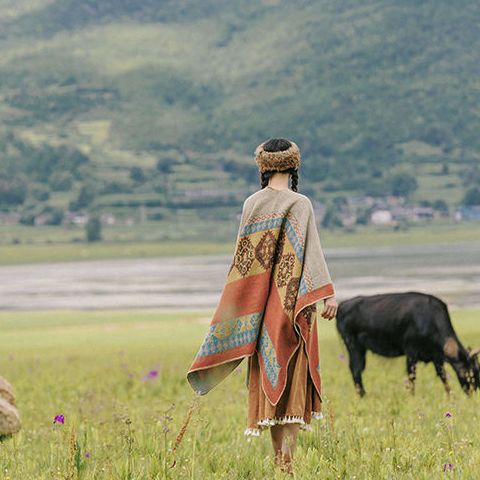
xmin=1 ymin=0 xmax=479 ymax=229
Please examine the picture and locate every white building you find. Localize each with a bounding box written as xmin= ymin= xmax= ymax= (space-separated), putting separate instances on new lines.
xmin=370 ymin=209 xmax=393 ymax=225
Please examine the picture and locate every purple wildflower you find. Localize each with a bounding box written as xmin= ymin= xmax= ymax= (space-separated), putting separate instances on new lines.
xmin=141 ymin=367 xmax=160 ymax=382
xmin=443 ymin=463 xmax=454 ymax=472
xmin=444 ymin=412 xmax=452 ymax=418
xmin=142 ymin=369 xmax=158 ymax=381
xmin=53 ymin=414 xmax=65 ymax=425
xmin=85 ymin=452 xmax=91 ymax=458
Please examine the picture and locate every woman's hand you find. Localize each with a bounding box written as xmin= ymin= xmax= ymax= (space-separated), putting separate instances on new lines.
xmin=321 ymin=296 xmax=337 ymax=320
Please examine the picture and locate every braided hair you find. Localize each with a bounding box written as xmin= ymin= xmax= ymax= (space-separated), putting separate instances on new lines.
xmin=260 ymin=168 xmax=298 ymax=192
xmin=260 ymin=138 xmax=299 ymax=192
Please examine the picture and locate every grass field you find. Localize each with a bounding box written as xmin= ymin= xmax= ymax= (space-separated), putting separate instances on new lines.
xmin=1 ymin=220 xmax=479 ymax=265
xmin=0 ymin=308 xmax=479 ymax=479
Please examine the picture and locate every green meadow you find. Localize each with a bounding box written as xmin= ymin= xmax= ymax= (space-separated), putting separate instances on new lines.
xmin=1 ymin=220 xmax=479 ymax=265
xmin=0 ymin=308 xmax=479 ymax=479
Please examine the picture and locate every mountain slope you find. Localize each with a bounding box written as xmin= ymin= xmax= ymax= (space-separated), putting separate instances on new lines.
xmin=0 ymin=0 xmax=479 ymax=218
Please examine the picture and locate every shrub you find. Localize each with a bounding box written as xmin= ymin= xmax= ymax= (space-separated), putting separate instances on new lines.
xmin=85 ymin=215 xmax=102 ymax=242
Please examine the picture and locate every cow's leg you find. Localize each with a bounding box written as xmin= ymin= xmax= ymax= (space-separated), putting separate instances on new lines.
xmin=406 ymin=357 xmax=417 ymax=395
xmin=434 ymin=362 xmax=451 ymax=396
xmin=346 ymin=341 xmax=367 ymax=397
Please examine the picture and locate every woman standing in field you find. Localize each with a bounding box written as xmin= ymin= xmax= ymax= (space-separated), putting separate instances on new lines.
xmin=187 ymin=138 xmax=337 ymax=474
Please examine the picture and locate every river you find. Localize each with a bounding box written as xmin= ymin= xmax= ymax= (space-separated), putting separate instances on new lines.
xmin=0 ymin=241 xmax=479 ymax=310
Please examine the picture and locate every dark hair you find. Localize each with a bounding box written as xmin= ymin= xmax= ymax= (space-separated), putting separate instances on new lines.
xmin=263 ymin=138 xmax=291 ymax=152
xmin=260 ymin=138 xmax=299 ymax=192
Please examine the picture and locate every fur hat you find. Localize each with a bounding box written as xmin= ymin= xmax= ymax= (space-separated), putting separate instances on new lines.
xmin=254 ymin=140 xmax=301 ymax=173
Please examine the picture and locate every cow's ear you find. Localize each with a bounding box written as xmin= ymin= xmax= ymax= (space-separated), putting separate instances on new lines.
xmin=469 ymin=347 xmax=480 ymax=358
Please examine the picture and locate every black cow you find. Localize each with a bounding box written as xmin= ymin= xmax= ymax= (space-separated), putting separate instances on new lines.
xmin=336 ymin=292 xmax=480 ymax=396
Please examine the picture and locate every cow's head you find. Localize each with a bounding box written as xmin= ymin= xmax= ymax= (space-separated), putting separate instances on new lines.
xmin=467 ymin=346 xmax=480 ymax=391
xmin=455 ymin=346 xmax=480 ymax=394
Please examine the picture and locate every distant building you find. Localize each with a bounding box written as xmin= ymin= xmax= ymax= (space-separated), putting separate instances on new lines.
xmin=101 ymin=213 xmax=116 ymax=225
xmin=455 ymin=205 xmax=480 ymax=221
xmin=63 ymin=212 xmax=89 ymax=226
xmin=0 ymin=212 xmax=21 ymax=225
xmin=390 ymin=206 xmax=435 ymax=222
xmin=371 ymin=209 xmax=393 ymax=225
xmin=34 ymin=213 xmax=53 ymax=226
xmin=412 ymin=206 xmax=435 ymax=221
xmin=386 ymin=195 xmax=406 ymax=207
xmin=340 ymin=213 xmax=357 ymax=227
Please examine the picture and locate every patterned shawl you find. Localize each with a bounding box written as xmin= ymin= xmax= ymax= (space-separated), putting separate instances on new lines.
xmin=187 ymin=186 xmax=335 ymax=405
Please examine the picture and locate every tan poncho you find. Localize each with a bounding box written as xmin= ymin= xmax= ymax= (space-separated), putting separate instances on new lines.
xmin=187 ymin=186 xmax=335 ymax=404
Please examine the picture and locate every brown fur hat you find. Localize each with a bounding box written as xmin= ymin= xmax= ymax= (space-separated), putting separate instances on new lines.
xmin=254 ymin=139 xmax=301 ymax=173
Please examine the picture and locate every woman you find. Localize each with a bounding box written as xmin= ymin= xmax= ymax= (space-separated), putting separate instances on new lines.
xmin=187 ymin=138 xmax=337 ymax=474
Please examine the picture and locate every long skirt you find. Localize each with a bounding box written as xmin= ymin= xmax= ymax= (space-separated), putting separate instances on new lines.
xmin=244 ymin=336 xmax=323 ymax=436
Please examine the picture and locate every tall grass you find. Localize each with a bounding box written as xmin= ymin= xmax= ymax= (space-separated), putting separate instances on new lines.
xmin=0 ymin=309 xmax=478 ymax=478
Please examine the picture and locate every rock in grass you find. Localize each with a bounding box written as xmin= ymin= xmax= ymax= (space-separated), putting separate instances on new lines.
xmin=0 ymin=377 xmax=16 ymax=406
xmin=0 ymin=398 xmax=21 ymax=436
xmin=0 ymin=377 xmax=21 ymax=436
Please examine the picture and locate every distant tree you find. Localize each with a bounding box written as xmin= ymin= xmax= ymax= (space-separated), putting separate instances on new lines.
xmin=355 ymin=207 xmax=371 ymax=225
xmin=433 ymin=199 xmax=449 ymax=215
xmin=463 ymin=186 xmax=480 ymax=206
xmin=333 ymin=196 xmax=348 ymax=208
xmin=156 ymin=160 xmax=173 ymax=173
xmin=129 ymin=166 xmax=146 ymax=183
xmin=441 ymin=163 xmax=449 ymax=175
xmin=19 ymin=211 xmax=36 ymax=226
xmin=49 ymin=172 xmax=73 ymax=191
xmin=70 ymin=184 xmax=95 ymax=211
xmin=461 ymin=165 xmax=480 ymax=187
xmin=152 ymin=178 xmax=167 ymax=195
xmin=390 ymin=172 xmax=418 ymax=198
xmin=0 ymin=178 xmax=27 ymax=205
xmin=31 ymin=185 xmax=50 ymax=201
xmin=48 ymin=207 xmax=65 ymax=225
xmin=321 ymin=204 xmax=343 ymax=229
xmin=33 ymin=206 xmax=65 ymax=225
xmin=100 ymin=181 xmax=132 ymax=194
xmin=419 ymin=127 xmax=451 ymax=146
xmin=323 ymin=181 xmax=341 ymax=192
xmin=86 ymin=215 xmax=102 ymax=242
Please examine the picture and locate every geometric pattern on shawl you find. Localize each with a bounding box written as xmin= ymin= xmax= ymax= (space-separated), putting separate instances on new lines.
xmin=187 ymin=189 xmax=335 ymax=405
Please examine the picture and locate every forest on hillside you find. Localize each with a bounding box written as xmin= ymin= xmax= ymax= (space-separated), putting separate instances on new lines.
xmin=1 ymin=0 xmax=479 ymax=229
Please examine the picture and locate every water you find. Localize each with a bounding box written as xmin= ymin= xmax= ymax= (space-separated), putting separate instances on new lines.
xmin=0 ymin=242 xmax=479 ymax=310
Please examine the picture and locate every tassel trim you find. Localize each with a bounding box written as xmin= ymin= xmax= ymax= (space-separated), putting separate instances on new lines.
xmin=244 ymin=411 xmax=324 ymax=437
